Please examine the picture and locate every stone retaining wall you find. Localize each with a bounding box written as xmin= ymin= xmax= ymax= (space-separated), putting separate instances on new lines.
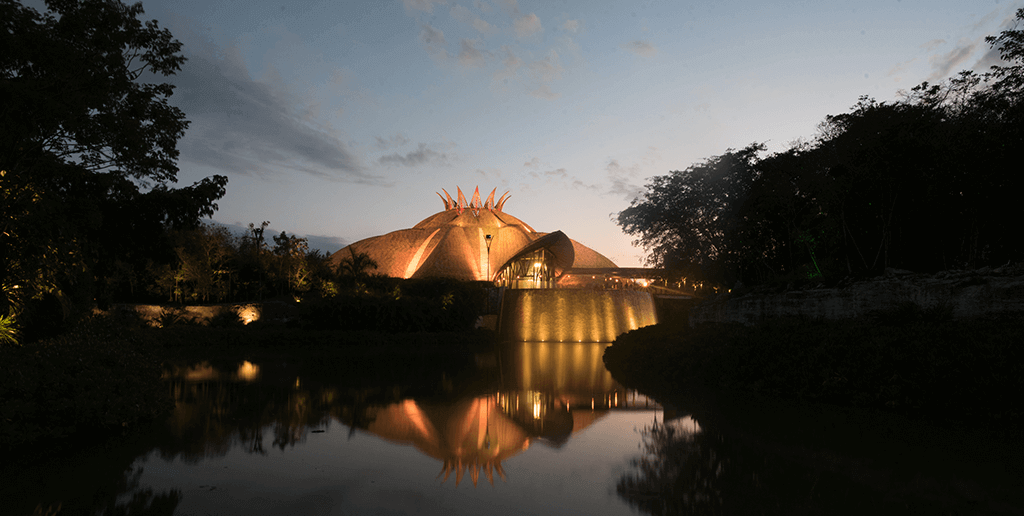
xmin=691 ymin=267 xmax=1024 ymax=326
xmin=113 ymin=302 xmax=294 ymax=326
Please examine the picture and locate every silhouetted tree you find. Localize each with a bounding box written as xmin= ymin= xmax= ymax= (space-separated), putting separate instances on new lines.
xmin=619 ymin=11 xmax=1024 ymax=284
xmin=1 ymin=0 xmax=227 ymax=338
xmin=617 ymin=144 xmax=764 ymax=285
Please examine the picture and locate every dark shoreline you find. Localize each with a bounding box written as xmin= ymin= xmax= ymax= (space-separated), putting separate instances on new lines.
xmin=603 ymin=315 xmax=1024 ymax=430
xmin=604 ymin=316 xmax=1024 ymax=512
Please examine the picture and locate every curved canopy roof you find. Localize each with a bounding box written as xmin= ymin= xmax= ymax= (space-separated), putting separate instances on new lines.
xmin=331 ymin=187 xmax=616 ymax=281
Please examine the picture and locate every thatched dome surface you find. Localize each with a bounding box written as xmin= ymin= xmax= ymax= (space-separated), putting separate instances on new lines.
xmin=332 ymin=206 xmax=616 ymax=281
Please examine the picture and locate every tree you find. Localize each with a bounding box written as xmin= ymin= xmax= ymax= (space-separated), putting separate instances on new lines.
xmin=0 ymin=0 xmax=226 ymax=339
xmin=337 ymin=248 xmax=378 ymax=288
xmin=272 ymin=231 xmax=311 ymax=294
xmin=1 ymin=0 xmax=187 ymax=182
xmin=170 ymin=223 xmax=235 ymax=303
xmin=616 ymin=144 xmax=764 ymax=285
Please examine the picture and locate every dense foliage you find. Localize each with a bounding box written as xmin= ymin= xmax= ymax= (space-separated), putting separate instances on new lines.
xmin=604 ymin=313 xmax=1024 ymax=424
xmin=133 ymin=221 xmax=338 ymax=305
xmin=1 ymin=0 xmax=229 ymax=340
xmin=302 ymin=277 xmax=491 ymax=332
xmin=619 ymin=9 xmax=1024 ymax=286
xmin=0 ymin=315 xmax=171 ymax=454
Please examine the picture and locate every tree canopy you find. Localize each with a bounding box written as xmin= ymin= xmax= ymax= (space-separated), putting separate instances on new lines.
xmin=1 ymin=0 xmax=227 ymax=339
xmin=619 ymin=9 xmax=1024 ymax=286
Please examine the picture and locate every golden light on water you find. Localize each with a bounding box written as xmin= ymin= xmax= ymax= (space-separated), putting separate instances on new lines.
xmin=236 ymin=361 xmax=260 ymax=381
xmin=183 ymin=362 xmax=216 ymax=381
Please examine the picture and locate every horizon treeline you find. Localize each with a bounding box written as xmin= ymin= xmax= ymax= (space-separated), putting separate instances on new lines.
xmin=619 ymin=9 xmax=1024 ymax=287
xmin=104 ymin=221 xmax=339 ymax=306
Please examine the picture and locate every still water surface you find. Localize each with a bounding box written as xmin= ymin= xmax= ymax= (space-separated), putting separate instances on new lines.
xmin=5 ymin=340 xmax=1023 ymax=515
xmin=4 ymin=343 xmax=675 ymax=515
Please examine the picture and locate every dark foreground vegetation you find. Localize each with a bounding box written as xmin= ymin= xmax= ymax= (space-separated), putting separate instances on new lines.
xmin=605 ymin=311 xmax=1024 ymax=427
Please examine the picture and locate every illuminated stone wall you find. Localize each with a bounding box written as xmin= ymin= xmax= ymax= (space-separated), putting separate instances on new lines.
xmin=498 ymin=289 xmax=658 ymax=343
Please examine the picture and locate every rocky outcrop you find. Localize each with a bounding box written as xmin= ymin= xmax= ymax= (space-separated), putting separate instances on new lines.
xmin=690 ymin=265 xmax=1024 ymax=325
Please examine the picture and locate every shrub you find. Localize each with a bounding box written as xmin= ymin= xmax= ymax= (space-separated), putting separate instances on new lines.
xmin=0 ymin=315 xmax=171 ymax=454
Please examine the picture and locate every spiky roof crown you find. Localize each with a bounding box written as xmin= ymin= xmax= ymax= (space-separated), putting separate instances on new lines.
xmin=437 ymin=186 xmax=510 ymax=214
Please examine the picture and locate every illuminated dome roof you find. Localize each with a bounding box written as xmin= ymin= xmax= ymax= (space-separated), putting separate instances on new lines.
xmin=331 ymin=187 xmax=616 ymax=281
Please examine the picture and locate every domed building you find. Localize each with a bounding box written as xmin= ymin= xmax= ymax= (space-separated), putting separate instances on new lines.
xmin=331 ymin=187 xmax=616 ymax=284
xmin=331 ymin=187 xmax=660 ymax=342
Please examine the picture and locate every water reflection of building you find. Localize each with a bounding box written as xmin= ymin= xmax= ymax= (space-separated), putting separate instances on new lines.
xmin=162 ymin=353 xmax=660 ymax=486
xmin=360 ymin=341 xmax=659 ymax=485
xmin=497 ymin=342 xmax=658 ymax=445
xmin=365 ymin=397 xmax=524 ymax=486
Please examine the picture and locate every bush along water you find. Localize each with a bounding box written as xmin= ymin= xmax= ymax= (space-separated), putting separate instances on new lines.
xmin=604 ymin=311 xmax=1024 ymax=425
xmin=0 ymin=314 xmax=172 ymax=455
xmin=302 ymin=277 xmax=488 ymax=332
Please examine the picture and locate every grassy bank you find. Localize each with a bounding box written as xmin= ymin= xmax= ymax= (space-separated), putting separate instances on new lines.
xmin=604 ymin=313 xmax=1024 ymax=426
xmin=0 ymin=316 xmax=170 ymax=455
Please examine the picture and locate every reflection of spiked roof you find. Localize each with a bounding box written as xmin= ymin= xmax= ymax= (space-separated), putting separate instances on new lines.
xmin=332 ymin=187 xmax=616 ymax=281
xmin=365 ymin=397 xmax=525 ymax=486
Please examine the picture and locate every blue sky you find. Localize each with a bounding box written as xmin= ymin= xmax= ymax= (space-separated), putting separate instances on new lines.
xmin=132 ymin=0 xmax=1015 ymax=265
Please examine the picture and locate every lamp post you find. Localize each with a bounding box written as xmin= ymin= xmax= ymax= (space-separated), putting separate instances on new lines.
xmin=485 ymin=234 xmax=493 ymax=281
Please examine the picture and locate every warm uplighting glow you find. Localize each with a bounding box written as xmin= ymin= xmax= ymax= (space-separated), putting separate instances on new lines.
xmin=236 ymin=305 xmax=260 ymax=325
xmin=236 ymin=361 xmax=260 ymax=382
xmin=500 ymin=290 xmax=657 ymax=342
xmin=184 ymin=362 xmax=216 ymax=381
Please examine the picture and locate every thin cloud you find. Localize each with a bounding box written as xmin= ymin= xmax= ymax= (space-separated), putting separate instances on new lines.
xmin=571 ymin=179 xmax=599 ymax=191
xmin=459 ymin=39 xmax=487 ymax=67
xmin=378 ymin=143 xmax=452 ymax=167
xmin=562 ymin=20 xmax=579 ymax=33
xmin=165 ymin=19 xmax=375 ymax=183
xmin=886 ymin=57 xmax=916 ymax=78
xmin=514 ymin=13 xmax=543 ymax=38
xmin=403 ymin=0 xmax=445 ymax=14
xmin=498 ymin=0 xmax=519 ymax=16
xmin=493 ymin=45 xmax=523 ymax=85
xmin=494 ymin=47 xmax=563 ymax=99
xmin=928 ymin=39 xmax=978 ymax=80
xmin=528 ymin=50 xmax=563 ymax=82
xmin=606 ymin=159 xmax=645 ymax=201
xmin=973 ymin=45 xmax=1005 ymax=73
xmin=970 ymin=8 xmax=1024 ymax=73
xmin=529 ymin=84 xmax=559 ymax=100
xmin=375 ymin=134 xmax=410 ymax=150
xmin=420 ymin=24 xmax=449 ymax=58
xmin=622 ymin=40 xmax=657 ymax=58
xmin=451 ymin=4 xmax=495 ymax=34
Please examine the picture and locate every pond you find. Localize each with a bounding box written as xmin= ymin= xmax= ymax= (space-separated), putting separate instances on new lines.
xmin=4 ymin=342 xmax=667 ymax=516
xmin=4 ymin=340 xmax=1023 ymax=515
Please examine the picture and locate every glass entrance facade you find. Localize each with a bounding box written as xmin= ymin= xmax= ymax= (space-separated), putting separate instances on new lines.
xmin=494 ymin=249 xmax=555 ymax=289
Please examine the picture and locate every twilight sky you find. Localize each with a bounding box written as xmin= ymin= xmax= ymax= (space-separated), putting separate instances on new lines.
xmin=134 ymin=0 xmax=1015 ymax=265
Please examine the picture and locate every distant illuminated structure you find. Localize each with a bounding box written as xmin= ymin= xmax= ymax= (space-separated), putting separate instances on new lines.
xmin=331 ymin=187 xmax=661 ymax=342
xmin=331 ymin=187 xmax=615 ymax=282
